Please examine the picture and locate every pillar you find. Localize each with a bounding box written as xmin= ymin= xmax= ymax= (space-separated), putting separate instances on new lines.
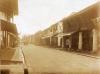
xmin=2 ymin=31 xmax=5 ymax=48
xmin=93 ymin=29 xmax=98 ymax=52
xmin=69 ymin=37 xmax=71 ymax=49
xmin=8 ymin=34 xmax=9 ymax=47
xmin=0 ymin=21 xmax=1 ymax=49
xmin=58 ymin=36 xmax=61 ymax=47
xmin=6 ymin=32 xmax=8 ymax=47
xmin=0 ymin=32 xmax=1 ymax=49
xmin=50 ymin=37 xmax=52 ymax=46
xmin=5 ymin=31 xmax=7 ymax=47
xmin=3 ymin=31 xmax=6 ymax=47
xmin=78 ymin=32 xmax=82 ymax=50
xmin=62 ymin=37 xmax=64 ymax=48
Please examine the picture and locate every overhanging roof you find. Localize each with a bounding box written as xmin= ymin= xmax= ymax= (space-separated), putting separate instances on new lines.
xmin=62 ymin=2 xmax=100 ymax=33
xmin=0 ymin=0 xmax=18 ymax=15
xmin=0 ymin=19 xmax=18 ymax=35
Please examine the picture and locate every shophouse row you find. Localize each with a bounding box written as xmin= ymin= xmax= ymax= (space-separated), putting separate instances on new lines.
xmin=23 ymin=2 xmax=100 ymax=53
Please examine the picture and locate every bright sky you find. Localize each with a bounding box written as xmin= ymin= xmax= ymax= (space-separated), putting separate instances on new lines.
xmin=14 ymin=0 xmax=98 ymax=36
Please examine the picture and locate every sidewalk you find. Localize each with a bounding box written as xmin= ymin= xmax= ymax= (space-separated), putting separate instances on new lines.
xmin=56 ymin=48 xmax=100 ymax=59
xmin=0 ymin=47 xmax=25 ymax=74
xmin=0 ymin=47 xmax=23 ymax=65
xmin=42 ymin=45 xmax=100 ymax=59
xmin=36 ymin=46 xmax=100 ymax=59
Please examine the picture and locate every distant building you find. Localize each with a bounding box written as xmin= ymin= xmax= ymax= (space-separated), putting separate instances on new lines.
xmin=41 ymin=27 xmax=51 ymax=46
xmin=31 ymin=31 xmax=43 ymax=45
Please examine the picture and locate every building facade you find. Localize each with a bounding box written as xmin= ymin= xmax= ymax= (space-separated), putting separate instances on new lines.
xmin=0 ymin=0 xmax=18 ymax=49
xmin=28 ymin=2 xmax=100 ymax=54
xmin=62 ymin=2 xmax=100 ymax=53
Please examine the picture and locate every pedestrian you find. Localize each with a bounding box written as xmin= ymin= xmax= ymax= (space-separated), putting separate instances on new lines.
xmin=66 ymin=39 xmax=71 ymax=51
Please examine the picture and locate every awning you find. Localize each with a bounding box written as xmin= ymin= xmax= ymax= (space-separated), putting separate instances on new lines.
xmin=57 ymin=31 xmax=77 ymax=37
xmin=42 ymin=36 xmax=51 ymax=39
xmin=8 ymin=32 xmax=18 ymax=39
xmin=0 ymin=19 xmax=18 ymax=35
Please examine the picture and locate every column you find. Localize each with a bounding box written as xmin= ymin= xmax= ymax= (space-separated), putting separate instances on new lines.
xmin=2 ymin=31 xmax=5 ymax=48
xmin=4 ymin=31 xmax=6 ymax=47
xmin=6 ymin=32 xmax=8 ymax=47
xmin=78 ymin=32 xmax=82 ymax=50
xmin=93 ymin=29 xmax=98 ymax=52
xmin=0 ymin=32 xmax=1 ymax=49
xmin=0 ymin=21 xmax=1 ymax=49
xmin=5 ymin=31 xmax=7 ymax=47
xmin=8 ymin=34 xmax=9 ymax=47
xmin=50 ymin=37 xmax=52 ymax=46
xmin=62 ymin=37 xmax=64 ymax=48
xmin=58 ymin=37 xmax=61 ymax=47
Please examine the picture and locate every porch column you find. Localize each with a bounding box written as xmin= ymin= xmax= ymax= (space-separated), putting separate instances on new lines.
xmin=0 ymin=21 xmax=1 ymax=49
xmin=6 ymin=31 xmax=8 ymax=47
xmin=93 ymin=29 xmax=98 ymax=52
xmin=78 ymin=32 xmax=82 ymax=50
xmin=2 ymin=31 xmax=4 ymax=48
xmin=62 ymin=37 xmax=64 ymax=48
xmin=0 ymin=32 xmax=1 ymax=49
xmin=8 ymin=34 xmax=9 ymax=47
xmin=58 ymin=36 xmax=61 ymax=47
xmin=50 ymin=37 xmax=52 ymax=46
xmin=6 ymin=32 xmax=8 ymax=47
xmin=4 ymin=31 xmax=6 ymax=47
xmin=5 ymin=31 xmax=8 ymax=47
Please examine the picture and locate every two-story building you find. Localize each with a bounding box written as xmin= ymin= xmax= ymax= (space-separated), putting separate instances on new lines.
xmin=49 ymin=24 xmax=58 ymax=47
xmin=30 ymin=31 xmax=43 ymax=45
xmin=0 ymin=0 xmax=18 ymax=48
xmin=41 ymin=24 xmax=58 ymax=47
xmin=41 ymin=27 xmax=51 ymax=46
xmin=61 ymin=2 xmax=100 ymax=53
xmin=31 ymin=2 xmax=100 ymax=54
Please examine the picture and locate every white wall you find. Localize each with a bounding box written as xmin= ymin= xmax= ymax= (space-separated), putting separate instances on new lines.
xmin=0 ymin=11 xmax=7 ymax=21
xmin=58 ymin=36 xmax=62 ymax=46
xmin=57 ymin=22 xmax=63 ymax=33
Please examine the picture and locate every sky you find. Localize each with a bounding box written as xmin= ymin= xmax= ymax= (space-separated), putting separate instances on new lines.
xmin=14 ymin=0 xmax=98 ymax=36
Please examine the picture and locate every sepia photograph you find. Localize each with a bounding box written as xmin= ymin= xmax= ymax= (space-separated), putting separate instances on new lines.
xmin=0 ymin=0 xmax=100 ymax=74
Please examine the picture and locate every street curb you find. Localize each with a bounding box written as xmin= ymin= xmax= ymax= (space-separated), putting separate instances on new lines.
xmin=38 ymin=46 xmax=100 ymax=59
xmin=74 ymin=52 xmax=100 ymax=59
xmin=55 ymin=48 xmax=100 ymax=59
